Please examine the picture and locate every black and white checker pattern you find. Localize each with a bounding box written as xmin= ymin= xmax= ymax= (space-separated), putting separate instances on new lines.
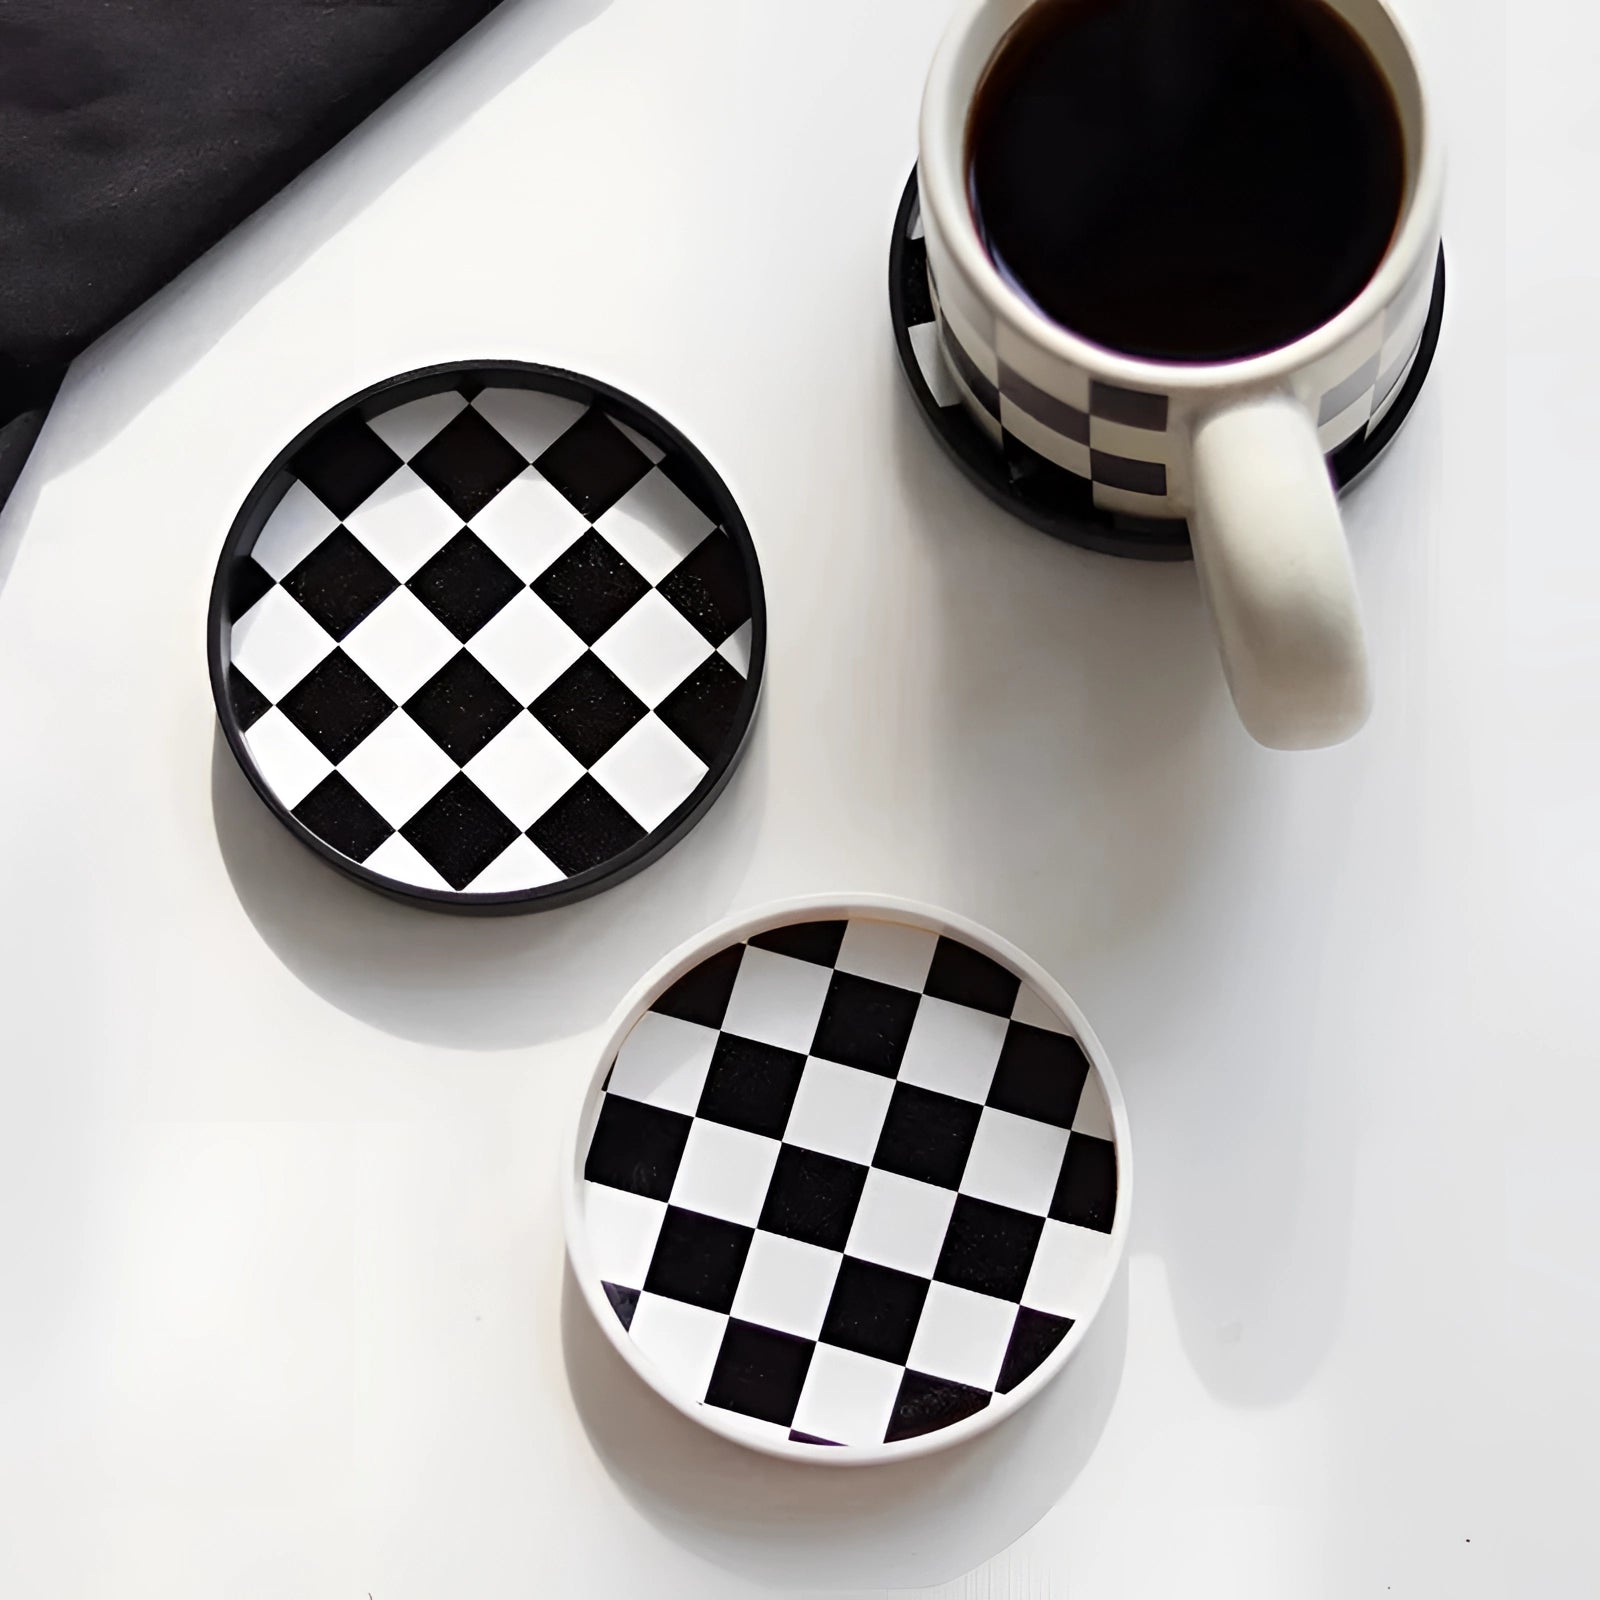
xmin=892 ymin=170 xmax=1447 ymax=559
xmin=577 ymin=916 xmax=1123 ymax=1454
xmin=214 ymin=369 xmax=761 ymax=906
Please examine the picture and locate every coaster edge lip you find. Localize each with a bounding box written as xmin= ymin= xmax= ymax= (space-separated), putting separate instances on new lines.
xmin=207 ymin=359 xmax=767 ymax=916
xmin=563 ymin=891 xmax=1132 ymax=1468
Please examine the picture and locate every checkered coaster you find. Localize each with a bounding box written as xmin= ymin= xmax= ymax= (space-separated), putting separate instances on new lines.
xmin=223 ymin=383 xmax=756 ymax=898
xmin=579 ymin=917 xmax=1122 ymax=1451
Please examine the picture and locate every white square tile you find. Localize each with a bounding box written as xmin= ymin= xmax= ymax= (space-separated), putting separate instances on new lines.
xmin=907 ymin=1282 xmax=1015 ymax=1391
xmin=845 ymin=1169 xmax=957 ymax=1278
xmin=594 ymin=469 xmax=716 ymax=583
xmin=339 ymin=588 xmax=460 ymax=705
xmin=469 ymin=466 xmax=590 ymax=583
xmin=464 ymin=834 xmax=564 ymax=894
xmin=959 ymin=1108 xmax=1071 ymax=1216
xmin=1010 ymin=983 xmax=1066 ymax=1032
xmin=465 ymin=590 xmax=586 ymax=707
xmin=607 ymin=1011 xmax=719 ymax=1117
xmin=342 ymin=465 xmax=461 ymax=580
xmin=897 ymin=996 xmax=1009 ymax=1104
xmin=471 ymin=388 xmax=588 ymax=462
xmin=589 ymin=715 xmax=706 ymax=833
xmin=910 ymin=319 xmax=961 ymax=408
xmin=365 ymin=390 xmax=468 ymax=459
xmin=1022 ymin=1219 xmax=1117 ymax=1320
xmin=627 ymin=1294 xmax=728 ymax=1404
xmin=669 ymin=1120 xmax=780 ymax=1225
xmin=835 ymin=919 xmax=938 ymax=993
xmin=721 ymin=946 xmax=833 ymax=1054
xmin=729 ymin=1233 xmax=842 ymax=1339
xmin=250 ymin=481 xmax=340 ymax=580
xmin=592 ymin=589 xmax=712 ymax=707
xmin=1070 ymin=1073 xmax=1114 ymax=1140
xmin=230 ymin=586 xmax=334 ymax=702
xmin=243 ymin=707 xmax=332 ymax=809
xmin=718 ymin=619 xmax=753 ymax=677
xmin=462 ymin=711 xmax=585 ymax=830
xmin=999 ymin=398 xmax=1094 ymax=478
xmin=613 ymin=419 xmax=667 ymax=464
xmin=783 ymin=1057 xmax=896 ymax=1166
xmin=584 ymin=1181 xmax=667 ymax=1290
xmin=336 ymin=709 xmax=456 ymax=827
xmin=361 ymin=832 xmax=451 ymax=891
xmin=790 ymin=1343 xmax=904 ymax=1448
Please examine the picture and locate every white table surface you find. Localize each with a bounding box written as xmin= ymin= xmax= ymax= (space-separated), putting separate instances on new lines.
xmin=1 ymin=0 xmax=1587 ymax=1594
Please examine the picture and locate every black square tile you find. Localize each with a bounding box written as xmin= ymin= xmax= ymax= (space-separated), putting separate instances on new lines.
xmin=809 ymin=971 xmax=921 ymax=1078
xmin=227 ymin=667 xmax=271 ymax=732
xmin=987 ymin=1024 xmax=1091 ymax=1129
xmin=884 ymin=1370 xmax=991 ymax=1442
xmin=933 ymin=1195 xmax=1045 ymax=1302
xmin=404 ymin=650 xmax=521 ymax=764
xmin=292 ymin=771 xmax=393 ymax=861
xmin=658 ymin=449 xmax=723 ymax=523
xmin=408 ymin=404 xmax=527 ymax=520
xmin=758 ymin=1145 xmax=869 ymax=1252
xmin=1049 ymin=1134 xmax=1117 ymax=1233
xmin=653 ymin=944 xmax=745 ymax=1029
xmin=228 ymin=555 xmax=274 ymax=622
xmin=818 ymin=1256 xmax=929 ymax=1366
xmin=642 ymin=1206 xmax=753 ymax=1312
xmin=529 ymin=530 xmax=651 ymax=647
xmin=697 ymin=1033 xmax=807 ymax=1140
xmin=603 ymin=1281 xmax=640 ymax=1330
xmin=282 ymin=525 xmax=399 ymax=640
xmin=789 ymin=1429 xmax=840 ymax=1447
xmin=748 ymin=921 xmax=847 ymax=967
xmin=900 ymin=234 xmax=934 ymax=326
xmin=291 ymin=412 xmax=402 ymax=519
xmin=656 ymin=529 xmax=751 ymax=645
xmin=398 ymin=772 xmax=520 ymax=890
xmin=1090 ymin=450 xmax=1167 ymax=498
xmin=1089 ymin=380 xmax=1169 ymax=432
xmin=654 ymin=653 xmax=745 ymax=766
xmin=995 ymin=1306 xmax=1074 ymax=1394
xmin=527 ymin=775 xmax=647 ymax=876
xmin=529 ymin=653 xmax=648 ymax=767
xmin=705 ymin=1319 xmax=816 ymax=1426
xmin=584 ymin=1093 xmax=692 ymax=1200
xmin=922 ymin=937 xmax=1021 ymax=1017
xmin=871 ymin=1083 xmax=983 ymax=1190
xmin=276 ymin=649 xmax=396 ymax=763
xmin=407 ymin=529 xmax=523 ymax=642
xmin=534 ymin=407 xmax=653 ymax=519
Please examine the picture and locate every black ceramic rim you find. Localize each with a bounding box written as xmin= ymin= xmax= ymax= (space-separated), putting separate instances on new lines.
xmin=207 ymin=360 xmax=767 ymax=915
xmin=889 ymin=168 xmax=1448 ymax=563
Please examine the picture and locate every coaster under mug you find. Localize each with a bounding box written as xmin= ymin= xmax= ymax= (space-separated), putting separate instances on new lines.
xmin=210 ymin=361 xmax=765 ymax=914
xmin=890 ymin=169 xmax=1447 ymax=563
xmin=567 ymin=895 xmax=1131 ymax=1464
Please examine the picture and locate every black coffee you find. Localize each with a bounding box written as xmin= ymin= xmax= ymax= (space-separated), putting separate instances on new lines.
xmin=967 ymin=0 xmax=1405 ymax=362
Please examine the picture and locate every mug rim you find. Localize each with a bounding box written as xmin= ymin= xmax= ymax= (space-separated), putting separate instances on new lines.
xmin=918 ymin=0 xmax=1445 ymax=398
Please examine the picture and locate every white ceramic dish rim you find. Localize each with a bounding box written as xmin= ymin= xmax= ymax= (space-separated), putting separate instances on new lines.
xmin=563 ymin=892 xmax=1134 ymax=1468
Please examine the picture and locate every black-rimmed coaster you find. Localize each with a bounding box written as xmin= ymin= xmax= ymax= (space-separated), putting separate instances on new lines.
xmin=209 ymin=362 xmax=765 ymax=914
xmin=889 ymin=169 xmax=1447 ymax=563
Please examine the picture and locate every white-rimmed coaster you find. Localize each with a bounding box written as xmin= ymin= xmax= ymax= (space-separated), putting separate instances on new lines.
xmin=566 ymin=896 xmax=1131 ymax=1464
xmin=209 ymin=362 xmax=765 ymax=914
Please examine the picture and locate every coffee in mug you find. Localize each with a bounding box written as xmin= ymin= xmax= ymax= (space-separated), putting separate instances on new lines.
xmin=966 ymin=0 xmax=1407 ymax=363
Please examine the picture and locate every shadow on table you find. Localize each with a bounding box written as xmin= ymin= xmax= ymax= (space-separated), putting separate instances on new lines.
xmin=209 ymin=719 xmax=766 ymax=1051
xmin=562 ymin=1260 xmax=1129 ymax=1592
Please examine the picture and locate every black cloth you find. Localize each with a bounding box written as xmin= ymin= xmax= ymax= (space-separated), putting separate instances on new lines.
xmin=0 ymin=0 xmax=506 ymax=507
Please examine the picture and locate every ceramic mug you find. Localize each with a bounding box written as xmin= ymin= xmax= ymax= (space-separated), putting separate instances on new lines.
xmin=918 ymin=0 xmax=1443 ymax=749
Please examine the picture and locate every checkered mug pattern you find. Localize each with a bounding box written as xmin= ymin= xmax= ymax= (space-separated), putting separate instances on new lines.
xmin=919 ymin=0 xmax=1444 ymax=750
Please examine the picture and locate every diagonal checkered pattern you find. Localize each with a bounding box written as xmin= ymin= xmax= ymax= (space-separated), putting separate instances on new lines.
xmin=222 ymin=381 xmax=757 ymax=899
xmin=902 ymin=173 xmax=1441 ymax=523
xmin=579 ymin=917 xmax=1122 ymax=1452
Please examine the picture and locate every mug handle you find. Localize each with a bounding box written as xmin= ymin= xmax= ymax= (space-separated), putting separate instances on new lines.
xmin=1188 ymin=392 xmax=1371 ymax=750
